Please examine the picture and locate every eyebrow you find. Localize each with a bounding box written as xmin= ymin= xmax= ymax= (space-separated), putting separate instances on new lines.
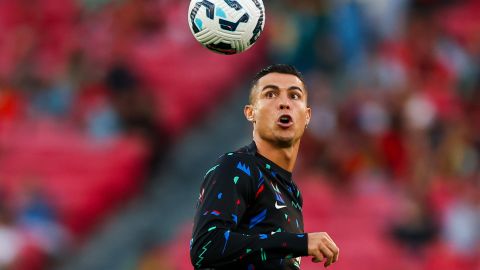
xmin=261 ymin=85 xmax=304 ymax=93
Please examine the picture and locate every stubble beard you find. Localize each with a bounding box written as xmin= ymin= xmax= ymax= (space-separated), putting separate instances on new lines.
xmin=273 ymin=138 xmax=294 ymax=148
xmin=254 ymin=121 xmax=305 ymax=149
xmin=261 ymin=129 xmax=301 ymax=149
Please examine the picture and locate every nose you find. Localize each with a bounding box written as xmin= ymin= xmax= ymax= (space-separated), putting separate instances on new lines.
xmin=279 ymin=94 xmax=291 ymax=110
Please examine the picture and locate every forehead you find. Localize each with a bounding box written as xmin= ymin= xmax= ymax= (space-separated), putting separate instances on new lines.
xmin=255 ymin=72 xmax=304 ymax=90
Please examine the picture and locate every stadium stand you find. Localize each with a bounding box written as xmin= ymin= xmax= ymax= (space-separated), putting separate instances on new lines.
xmin=0 ymin=0 xmax=264 ymax=269
xmin=144 ymin=1 xmax=480 ymax=270
xmin=1 ymin=0 xmax=480 ymax=269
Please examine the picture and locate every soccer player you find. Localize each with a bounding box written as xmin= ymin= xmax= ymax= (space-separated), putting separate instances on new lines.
xmin=190 ymin=64 xmax=339 ymax=269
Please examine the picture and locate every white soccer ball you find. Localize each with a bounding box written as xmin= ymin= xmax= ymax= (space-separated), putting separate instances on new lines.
xmin=188 ymin=0 xmax=265 ymax=55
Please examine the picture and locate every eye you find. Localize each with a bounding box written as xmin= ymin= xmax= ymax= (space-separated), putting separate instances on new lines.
xmin=265 ymin=91 xmax=276 ymax=98
xmin=290 ymin=93 xmax=301 ymax=100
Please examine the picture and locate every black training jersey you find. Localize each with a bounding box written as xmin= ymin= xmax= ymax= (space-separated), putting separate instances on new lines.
xmin=190 ymin=142 xmax=308 ymax=270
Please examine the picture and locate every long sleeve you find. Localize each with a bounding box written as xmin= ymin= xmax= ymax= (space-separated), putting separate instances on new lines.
xmin=190 ymin=154 xmax=308 ymax=269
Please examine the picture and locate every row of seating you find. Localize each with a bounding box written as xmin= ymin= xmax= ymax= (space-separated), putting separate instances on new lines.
xmin=0 ymin=121 xmax=148 ymax=237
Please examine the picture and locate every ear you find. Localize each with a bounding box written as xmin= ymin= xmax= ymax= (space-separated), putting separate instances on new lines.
xmin=305 ymin=107 xmax=311 ymax=126
xmin=244 ymin=104 xmax=255 ymax=123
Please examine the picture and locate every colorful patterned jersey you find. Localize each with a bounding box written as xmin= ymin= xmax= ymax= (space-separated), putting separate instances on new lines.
xmin=190 ymin=142 xmax=307 ymax=270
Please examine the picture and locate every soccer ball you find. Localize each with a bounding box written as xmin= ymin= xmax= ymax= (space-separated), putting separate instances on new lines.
xmin=188 ymin=0 xmax=265 ymax=55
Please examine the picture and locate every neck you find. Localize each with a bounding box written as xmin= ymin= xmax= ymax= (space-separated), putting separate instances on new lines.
xmin=253 ymin=137 xmax=300 ymax=172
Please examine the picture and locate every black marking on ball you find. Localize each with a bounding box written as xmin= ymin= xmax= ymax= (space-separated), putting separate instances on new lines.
xmin=190 ymin=0 xmax=216 ymax=33
xmin=206 ymin=42 xmax=237 ymax=55
xmin=223 ymin=0 xmax=243 ymax=11
xmin=249 ymin=0 xmax=264 ymax=45
xmin=219 ymin=13 xmax=249 ymax=32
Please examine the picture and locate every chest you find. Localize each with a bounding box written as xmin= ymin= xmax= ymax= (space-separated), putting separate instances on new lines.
xmin=240 ymin=169 xmax=304 ymax=233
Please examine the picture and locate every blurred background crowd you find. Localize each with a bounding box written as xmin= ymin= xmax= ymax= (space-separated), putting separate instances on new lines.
xmin=0 ymin=0 xmax=479 ymax=269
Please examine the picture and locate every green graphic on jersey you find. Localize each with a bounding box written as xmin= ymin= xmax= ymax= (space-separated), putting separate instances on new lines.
xmin=195 ymin=240 xmax=212 ymax=267
xmin=291 ymin=201 xmax=302 ymax=211
xmin=260 ymin=248 xmax=267 ymax=261
xmin=205 ymin=165 xmax=220 ymax=177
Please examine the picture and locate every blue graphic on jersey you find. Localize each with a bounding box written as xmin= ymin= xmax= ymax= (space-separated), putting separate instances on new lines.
xmin=217 ymin=193 xmax=223 ymax=199
xmin=257 ymin=169 xmax=264 ymax=188
xmin=249 ymin=209 xmax=267 ymax=229
xmin=275 ymin=193 xmax=285 ymax=204
xmin=232 ymin=214 xmax=238 ymax=224
xmin=259 ymin=234 xmax=268 ymax=239
xmin=222 ymin=230 xmax=230 ymax=254
xmin=236 ymin=162 xmax=251 ymax=176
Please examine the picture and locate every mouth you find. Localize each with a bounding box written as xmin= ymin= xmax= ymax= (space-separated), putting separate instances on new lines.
xmin=276 ymin=114 xmax=293 ymax=128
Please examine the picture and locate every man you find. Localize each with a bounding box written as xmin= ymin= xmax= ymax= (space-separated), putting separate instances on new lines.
xmin=190 ymin=64 xmax=339 ymax=269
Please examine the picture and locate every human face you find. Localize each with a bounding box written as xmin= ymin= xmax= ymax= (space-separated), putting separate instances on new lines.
xmin=244 ymin=72 xmax=311 ymax=148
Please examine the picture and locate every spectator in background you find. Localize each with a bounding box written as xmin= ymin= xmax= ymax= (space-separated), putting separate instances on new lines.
xmin=0 ymin=192 xmax=23 ymax=269
xmin=1 ymin=0 xmax=480 ymax=269
xmin=442 ymin=181 xmax=480 ymax=257
xmin=0 ymin=83 xmax=23 ymax=125
xmin=390 ymin=192 xmax=438 ymax=253
xmin=26 ymin=76 xmax=74 ymax=120
xmin=105 ymin=62 xmax=170 ymax=177
xmin=16 ymin=178 xmax=71 ymax=265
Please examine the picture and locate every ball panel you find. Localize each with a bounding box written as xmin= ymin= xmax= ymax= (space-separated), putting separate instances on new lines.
xmin=219 ymin=13 xmax=249 ymax=32
xmin=223 ymin=0 xmax=243 ymax=11
xmin=247 ymin=0 xmax=265 ymax=45
xmin=206 ymin=42 xmax=238 ymax=55
xmin=188 ymin=0 xmax=265 ymax=55
xmin=189 ymin=0 xmax=216 ymax=34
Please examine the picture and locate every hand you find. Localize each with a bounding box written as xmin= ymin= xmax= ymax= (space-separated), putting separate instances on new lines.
xmin=307 ymin=232 xmax=339 ymax=267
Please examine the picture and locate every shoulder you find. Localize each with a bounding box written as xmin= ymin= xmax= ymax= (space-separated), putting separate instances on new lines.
xmin=200 ymin=150 xmax=258 ymax=202
xmin=214 ymin=152 xmax=255 ymax=176
xmin=203 ymin=146 xmax=258 ymax=180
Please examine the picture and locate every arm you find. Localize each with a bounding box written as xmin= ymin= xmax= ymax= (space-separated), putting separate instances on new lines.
xmin=190 ymin=154 xmax=308 ymax=268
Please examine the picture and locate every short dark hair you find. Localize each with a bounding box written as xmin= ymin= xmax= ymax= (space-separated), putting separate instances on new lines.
xmin=249 ymin=64 xmax=306 ymax=104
